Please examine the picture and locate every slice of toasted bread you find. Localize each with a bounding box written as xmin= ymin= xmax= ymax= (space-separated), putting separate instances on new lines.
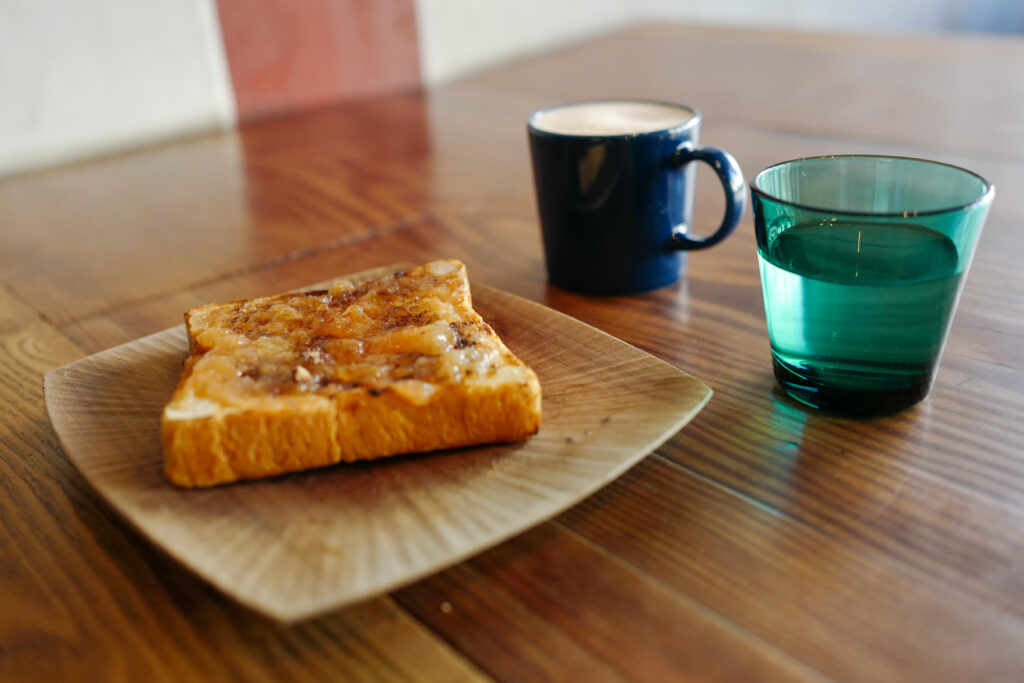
xmin=161 ymin=260 xmax=541 ymax=487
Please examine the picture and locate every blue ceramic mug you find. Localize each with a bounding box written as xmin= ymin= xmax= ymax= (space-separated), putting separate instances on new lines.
xmin=528 ymin=99 xmax=745 ymax=295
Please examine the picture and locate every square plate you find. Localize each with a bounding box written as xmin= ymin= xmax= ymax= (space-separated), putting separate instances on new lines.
xmin=44 ymin=270 xmax=711 ymax=623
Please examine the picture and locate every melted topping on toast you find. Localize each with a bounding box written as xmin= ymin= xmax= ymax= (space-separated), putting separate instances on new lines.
xmin=169 ymin=260 xmax=527 ymax=412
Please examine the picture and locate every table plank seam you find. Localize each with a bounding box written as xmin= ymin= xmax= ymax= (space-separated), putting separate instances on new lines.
xmin=551 ymin=517 xmax=836 ymax=683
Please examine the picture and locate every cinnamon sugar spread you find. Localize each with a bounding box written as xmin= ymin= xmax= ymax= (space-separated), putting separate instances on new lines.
xmin=172 ymin=261 xmax=521 ymax=410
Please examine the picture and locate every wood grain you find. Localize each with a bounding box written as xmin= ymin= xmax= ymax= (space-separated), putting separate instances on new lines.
xmin=4 ymin=21 xmax=1024 ymax=682
xmin=558 ymin=456 xmax=1024 ymax=680
xmin=0 ymin=97 xmax=432 ymax=326
xmin=394 ymin=522 xmax=823 ymax=683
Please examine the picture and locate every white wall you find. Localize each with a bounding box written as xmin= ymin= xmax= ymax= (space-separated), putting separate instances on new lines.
xmin=0 ymin=0 xmax=234 ymax=177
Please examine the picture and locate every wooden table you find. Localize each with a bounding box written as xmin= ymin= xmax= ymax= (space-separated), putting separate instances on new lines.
xmin=4 ymin=23 xmax=1024 ymax=681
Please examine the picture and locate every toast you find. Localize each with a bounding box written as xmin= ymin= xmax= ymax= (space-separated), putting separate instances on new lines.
xmin=161 ymin=260 xmax=542 ymax=487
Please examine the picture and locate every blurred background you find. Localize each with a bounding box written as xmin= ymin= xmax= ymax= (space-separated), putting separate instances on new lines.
xmin=2 ymin=0 xmax=1021 ymax=178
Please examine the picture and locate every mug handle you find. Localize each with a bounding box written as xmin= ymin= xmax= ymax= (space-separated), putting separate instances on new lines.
xmin=668 ymin=143 xmax=746 ymax=250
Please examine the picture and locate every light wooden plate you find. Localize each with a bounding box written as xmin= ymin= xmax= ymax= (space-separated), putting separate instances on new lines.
xmin=44 ymin=270 xmax=711 ymax=623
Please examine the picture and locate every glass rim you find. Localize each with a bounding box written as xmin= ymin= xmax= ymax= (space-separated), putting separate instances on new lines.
xmin=527 ymin=98 xmax=701 ymax=139
xmin=749 ymin=154 xmax=995 ymax=218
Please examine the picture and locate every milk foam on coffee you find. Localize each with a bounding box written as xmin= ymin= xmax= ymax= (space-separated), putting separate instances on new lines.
xmin=531 ymin=100 xmax=696 ymax=136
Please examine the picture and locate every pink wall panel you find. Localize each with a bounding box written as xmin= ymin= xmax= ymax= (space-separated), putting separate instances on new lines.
xmin=215 ymin=0 xmax=422 ymax=122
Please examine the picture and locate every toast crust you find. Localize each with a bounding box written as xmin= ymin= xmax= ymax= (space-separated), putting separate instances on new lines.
xmin=161 ymin=260 xmax=541 ymax=487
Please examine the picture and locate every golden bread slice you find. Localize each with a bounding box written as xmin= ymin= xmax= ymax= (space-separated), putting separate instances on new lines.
xmin=161 ymin=260 xmax=542 ymax=487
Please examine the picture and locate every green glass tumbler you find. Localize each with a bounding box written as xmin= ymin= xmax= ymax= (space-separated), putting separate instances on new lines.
xmin=750 ymin=155 xmax=994 ymax=415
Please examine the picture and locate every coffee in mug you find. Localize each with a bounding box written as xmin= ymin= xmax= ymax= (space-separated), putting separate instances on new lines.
xmin=529 ymin=100 xmax=698 ymax=136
